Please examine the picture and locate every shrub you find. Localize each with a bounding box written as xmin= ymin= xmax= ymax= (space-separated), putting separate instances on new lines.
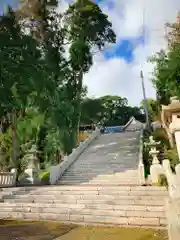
xmin=39 ymin=171 xmax=50 ymax=184
xmin=153 ymin=128 xmax=169 ymax=149
xmin=164 ymin=148 xmax=179 ymax=172
xmin=158 ymin=174 xmax=168 ymax=188
xmin=143 ymin=129 xmax=152 ymax=178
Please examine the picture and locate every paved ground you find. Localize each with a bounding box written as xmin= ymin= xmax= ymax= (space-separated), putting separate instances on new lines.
xmin=0 ymin=220 xmax=168 ymax=240
xmin=0 ymin=220 xmax=75 ymax=240
xmin=58 ymin=227 xmax=168 ymax=240
xmin=59 ymin=131 xmax=141 ymax=185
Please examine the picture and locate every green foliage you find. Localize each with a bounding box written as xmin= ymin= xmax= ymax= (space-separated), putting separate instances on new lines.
xmin=153 ymin=128 xmax=170 ymax=150
xmin=158 ymin=174 xmax=168 ymax=188
xmin=80 ymin=96 xmax=145 ymax=126
xmin=39 ymin=170 xmax=50 ymax=184
xmin=164 ymin=148 xmax=179 ymax=172
xmin=0 ymin=0 xmax=117 ymax=181
xmin=143 ymin=129 xmax=152 ymax=178
xmin=149 ymin=15 xmax=180 ymax=105
xmin=140 ymin=98 xmax=159 ymax=122
xmin=17 ymin=110 xmax=45 ymax=144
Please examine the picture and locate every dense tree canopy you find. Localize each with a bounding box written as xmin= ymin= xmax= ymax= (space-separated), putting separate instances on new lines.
xmin=80 ymin=96 xmax=145 ymax=126
xmin=140 ymin=98 xmax=159 ymax=122
xmin=0 ymin=0 xmax=116 ymax=176
xmin=149 ymin=13 xmax=180 ymax=105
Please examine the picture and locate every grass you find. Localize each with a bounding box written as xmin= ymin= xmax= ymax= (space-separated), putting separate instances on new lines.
xmin=59 ymin=226 xmax=168 ymax=240
xmin=0 ymin=220 xmax=168 ymax=240
xmin=0 ymin=220 xmax=76 ymax=240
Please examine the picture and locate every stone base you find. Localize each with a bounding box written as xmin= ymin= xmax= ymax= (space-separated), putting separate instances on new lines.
xmin=24 ymin=168 xmax=39 ymax=184
xmin=150 ymin=164 xmax=164 ymax=184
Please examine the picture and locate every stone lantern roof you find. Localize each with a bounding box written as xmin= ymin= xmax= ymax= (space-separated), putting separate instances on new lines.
xmin=162 ymin=96 xmax=180 ymax=118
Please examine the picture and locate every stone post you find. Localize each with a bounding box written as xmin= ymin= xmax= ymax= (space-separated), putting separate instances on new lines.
xmin=11 ymin=168 xmax=17 ymax=186
xmin=161 ymin=97 xmax=180 ymax=240
xmin=166 ymin=197 xmax=180 ymax=240
xmin=24 ymin=145 xmax=39 ymax=184
xmin=147 ymin=136 xmax=164 ymax=183
xmin=169 ymin=118 xmax=180 ymax=161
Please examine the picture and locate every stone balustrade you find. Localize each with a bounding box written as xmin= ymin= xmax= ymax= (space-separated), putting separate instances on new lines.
xmin=50 ymin=128 xmax=101 ymax=185
xmin=138 ymin=129 xmax=145 ymax=185
xmin=162 ymin=159 xmax=180 ymax=240
xmin=0 ymin=169 xmax=17 ymax=187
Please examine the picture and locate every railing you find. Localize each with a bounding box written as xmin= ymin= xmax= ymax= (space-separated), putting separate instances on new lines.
xmin=138 ymin=129 xmax=145 ymax=185
xmin=163 ymin=159 xmax=180 ymax=199
xmin=162 ymin=159 xmax=180 ymax=240
xmin=50 ymin=128 xmax=101 ymax=185
xmin=0 ymin=169 xmax=17 ymax=187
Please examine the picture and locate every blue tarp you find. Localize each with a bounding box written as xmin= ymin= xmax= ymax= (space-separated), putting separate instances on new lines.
xmin=103 ymin=126 xmax=123 ymax=133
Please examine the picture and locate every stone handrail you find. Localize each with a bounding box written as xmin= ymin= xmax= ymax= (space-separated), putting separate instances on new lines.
xmin=162 ymin=159 xmax=180 ymax=240
xmin=50 ymin=128 xmax=101 ymax=185
xmin=0 ymin=169 xmax=17 ymax=187
xmin=138 ymin=129 xmax=145 ymax=185
xmin=162 ymin=159 xmax=180 ymax=199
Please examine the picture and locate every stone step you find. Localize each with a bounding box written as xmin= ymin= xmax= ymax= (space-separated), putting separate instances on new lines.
xmin=3 ymin=197 xmax=166 ymax=206
xmin=3 ymin=194 xmax=166 ymax=202
xmin=0 ymin=186 xmax=167 ymax=193
xmin=0 ymin=208 xmax=166 ymax=227
xmin=58 ymin=180 xmax=141 ymax=185
xmin=60 ymin=176 xmax=140 ymax=181
xmin=2 ymin=190 xmax=168 ymax=200
xmin=0 ymin=202 xmax=165 ymax=212
xmin=70 ymin=163 xmax=138 ymax=166
xmin=0 ymin=211 xmax=166 ymax=227
xmin=62 ymin=172 xmax=139 ymax=176
xmin=0 ymin=205 xmax=165 ymax=218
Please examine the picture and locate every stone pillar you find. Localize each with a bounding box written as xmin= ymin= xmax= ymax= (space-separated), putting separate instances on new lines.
xmin=166 ymin=197 xmax=180 ymax=240
xmin=11 ymin=168 xmax=17 ymax=186
xmin=161 ymin=97 xmax=180 ymax=240
xmin=174 ymin=131 xmax=180 ymax=160
xmin=24 ymin=145 xmax=39 ymax=184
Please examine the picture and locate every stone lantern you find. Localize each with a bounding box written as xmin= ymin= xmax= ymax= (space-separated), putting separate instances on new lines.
xmin=146 ymin=136 xmax=164 ymax=183
xmin=162 ymin=96 xmax=180 ymax=160
xmin=24 ymin=145 xmax=39 ymax=184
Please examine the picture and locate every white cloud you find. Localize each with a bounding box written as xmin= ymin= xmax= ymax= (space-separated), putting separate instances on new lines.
xmin=86 ymin=0 xmax=180 ymax=106
xmin=59 ymin=0 xmax=180 ymax=106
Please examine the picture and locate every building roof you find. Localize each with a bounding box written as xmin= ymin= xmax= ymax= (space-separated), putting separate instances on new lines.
xmin=122 ymin=117 xmax=144 ymax=131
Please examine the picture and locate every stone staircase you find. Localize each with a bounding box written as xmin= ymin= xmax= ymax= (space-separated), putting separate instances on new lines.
xmin=0 ymin=185 xmax=168 ymax=228
xmin=0 ymin=130 xmax=169 ymax=228
xmin=58 ymin=131 xmax=141 ymax=185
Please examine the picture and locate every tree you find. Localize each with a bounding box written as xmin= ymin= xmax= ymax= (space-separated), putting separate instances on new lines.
xmin=17 ymin=0 xmax=116 ymax=151
xmin=166 ymin=13 xmax=180 ymax=48
xmin=80 ymin=98 xmax=103 ymax=125
xmin=149 ymin=13 xmax=180 ymax=104
xmin=140 ymin=98 xmax=159 ymax=122
xmin=149 ymin=14 xmax=180 ymax=148
xmin=0 ymin=7 xmax=47 ymax=170
xmin=16 ymin=0 xmax=76 ymax=155
xmin=80 ymin=96 xmax=145 ymax=127
xmin=0 ymin=0 xmax=117 ymax=178
xmin=64 ymin=0 xmax=116 ymax=145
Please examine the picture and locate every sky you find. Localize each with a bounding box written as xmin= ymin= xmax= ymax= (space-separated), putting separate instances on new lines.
xmin=1 ymin=0 xmax=180 ymax=106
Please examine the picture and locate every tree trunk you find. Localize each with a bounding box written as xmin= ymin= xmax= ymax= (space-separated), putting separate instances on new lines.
xmin=76 ymin=69 xmax=83 ymax=145
xmin=11 ymin=111 xmax=19 ymax=184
